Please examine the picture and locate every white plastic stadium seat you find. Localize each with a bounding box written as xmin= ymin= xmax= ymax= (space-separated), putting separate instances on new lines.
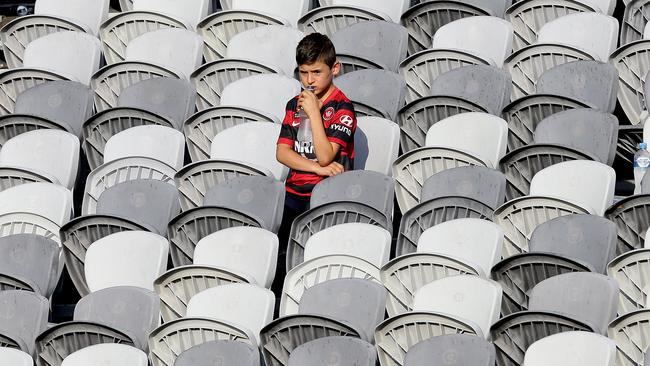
xmin=104 ymin=125 xmax=186 ymax=171
xmin=304 ymin=223 xmax=391 ymax=267
xmin=580 ymin=0 xmax=616 ymax=15
xmin=125 ymin=28 xmax=204 ymax=79
xmin=210 ymin=122 xmax=289 ymax=180
xmin=0 ymin=182 xmax=72 ymax=226
xmin=23 ymin=31 xmax=102 ymax=85
xmin=417 ymin=218 xmax=503 ymax=277
xmin=354 ymin=116 xmax=400 ymax=176
xmin=61 ymin=344 xmax=148 ymax=366
xmin=523 ymin=331 xmax=615 ymax=366
xmin=220 ymin=74 xmax=301 ymax=122
xmin=226 ymin=25 xmax=304 ymax=76
xmin=84 ymin=231 xmax=169 ymax=292
xmin=424 ymin=112 xmax=508 ymax=168
xmin=133 ymin=0 xmax=210 ymax=29
xmin=193 ymin=227 xmax=279 ymax=288
xmin=0 ymin=348 xmax=33 ymax=366
xmin=529 ymin=160 xmax=615 ymax=216
xmin=537 ymin=13 xmax=618 ymax=62
xmin=413 ymin=275 xmax=502 ymax=339
xmin=231 ymin=0 xmax=310 ymax=27
xmin=0 ymin=130 xmax=80 ymax=189
xmin=432 ymin=16 xmax=514 ymax=67
xmin=328 ymin=0 xmax=409 ymax=23
xmin=186 ymin=283 xmax=275 ymax=345
xmin=35 ymin=0 xmax=110 ymax=34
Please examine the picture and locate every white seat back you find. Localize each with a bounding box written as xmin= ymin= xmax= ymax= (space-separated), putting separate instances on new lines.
xmin=193 ymin=227 xmax=279 ymax=288
xmin=61 ymin=344 xmax=148 ymax=366
xmin=529 ymin=160 xmax=615 ymax=216
xmin=523 ymin=331 xmax=615 ymax=366
xmin=226 ymin=25 xmax=304 ymax=76
xmin=104 ymin=125 xmax=185 ymax=171
xmin=354 ymin=116 xmax=400 ymax=176
xmin=23 ymin=31 xmax=102 ymax=85
xmin=417 ymin=218 xmax=503 ymax=277
xmin=125 ymin=28 xmax=204 ymax=79
xmin=231 ymin=0 xmax=310 ymax=27
xmin=0 ymin=130 xmax=79 ymax=189
xmin=304 ymin=223 xmax=391 ymax=267
xmin=210 ymin=122 xmax=288 ymax=180
xmin=133 ymin=0 xmax=210 ymax=29
xmin=330 ymin=0 xmax=409 ymax=22
xmin=84 ymin=231 xmax=169 ymax=292
xmin=220 ymin=74 xmax=301 ymax=122
xmin=424 ymin=112 xmax=508 ymax=168
xmin=413 ymin=275 xmax=502 ymax=339
xmin=580 ymin=0 xmax=616 ymax=15
xmin=186 ymin=283 xmax=275 ymax=344
xmin=0 ymin=348 xmax=33 ymax=366
xmin=537 ymin=13 xmax=618 ymax=62
xmin=432 ymin=16 xmax=513 ymax=67
xmin=35 ymin=0 xmax=110 ymax=34
xmin=0 ymin=183 xmax=72 ymax=227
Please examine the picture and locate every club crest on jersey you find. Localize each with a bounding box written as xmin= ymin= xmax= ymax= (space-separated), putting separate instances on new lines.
xmin=323 ymin=107 xmax=335 ymax=121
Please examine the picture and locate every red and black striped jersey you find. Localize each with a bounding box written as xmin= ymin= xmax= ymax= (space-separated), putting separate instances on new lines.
xmin=277 ymin=87 xmax=356 ymax=198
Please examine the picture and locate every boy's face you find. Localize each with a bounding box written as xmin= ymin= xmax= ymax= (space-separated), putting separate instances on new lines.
xmin=298 ymin=60 xmax=340 ymax=98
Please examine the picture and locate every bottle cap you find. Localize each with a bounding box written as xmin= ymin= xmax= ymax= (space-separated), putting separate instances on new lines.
xmin=641 ymin=142 xmax=648 ymax=150
xmin=304 ymin=85 xmax=316 ymax=92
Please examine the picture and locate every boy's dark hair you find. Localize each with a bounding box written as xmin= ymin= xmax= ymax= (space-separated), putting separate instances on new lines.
xmin=296 ymin=33 xmax=336 ymax=68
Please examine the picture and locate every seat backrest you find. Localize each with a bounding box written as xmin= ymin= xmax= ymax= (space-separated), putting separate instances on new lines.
xmin=220 ymin=74 xmax=301 ymax=122
xmin=304 ymin=223 xmax=391 ymax=267
xmin=424 ymin=112 xmax=508 ymax=168
xmin=404 ymin=334 xmax=496 ymax=366
xmin=579 ymin=0 xmax=616 ymax=14
xmin=133 ymin=0 xmax=210 ymax=28
xmin=0 ymin=234 xmax=60 ymax=296
xmin=74 ymin=286 xmax=160 ymax=350
xmin=420 ymin=166 xmax=506 ymax=210
xmin=95 ymin=179 xmax=181 ymax=235
xmin=0 ymin=129 xmax=80 ymax=189
xmin=0 ymin=182 xmax=72 ymax=226
xmin=117 ymin=78 xmax=196 ymax=130
xmin=0 ymin=290 xmax=49 ymax=353
xmin=336 ymin=69 xmax=406 ymax=120
xmin=186 ymin=283 xmax=275 ymax=344
xmin=432 ymin=16 xmax=513 ymax=67
xmin=298 ymin=278 xmax=387 ymax=340
xmin=232 ymin=0 xmax=310 ymax=27
xmin=61 ymin=344 xmax=148 ymax=366
xmin=84 ymin=231 xmax=169 ymax=292
xmin=332 ymin=20 xmax=409 ymax=71
xmin=417 ymin=218 xmax=503 ymax=277
xmin=523 ymin=331 xmax=616 ymax=366
xmin=529 ymin=214 xmax=617 ymax=273
xmin=210 ymin=122 xmax=288 ymax=180
xmin=175 ymin=340 xmax=261 ymax=366
xmin=529 ymin=160 xmax=615 ymax=216
xmin=528 ymin=272 xmax=619 ymax=334
xmin=104 ymin=125 xmax=186 ymax=170
xmin=533 ymin=109 xmax=618 ymax=165
xmin=310 ymin=170 xmax=394 ymax=219
xmin=35 ymin=0 xmax=110 ymax=34
xmin=125 ymin=28 xmax=204 ymax=79
xmin=535 ymin=60 xmax=618 ymax=113
xmin=14 ymin=81 xmax=94 ymax=137
xmin=413 ymin=275 xmax=502 ymax=338
xmin=226 ymin=25 xmax=304 ymax=77
xmin=429 ymin=65 xmax=512 ymax=115
xmin=203 ymin=175 xmax=285 ymax=232
xmin=537 ymin=13 xmax=618 ymax=62
xmin=193 ymin=227 xmax=279 ymax=288
xmin=23 ymin=31 xmax=101 ymax=85
xmin=289 ymin=336 xmax=376 ymax=366
xmin=0 ymin=348 xmax=33 ymax=366
xmin=330 ymin=0 xmax=409 ymax=22
xmin=355 ymin=116 xmax=400 ymax=176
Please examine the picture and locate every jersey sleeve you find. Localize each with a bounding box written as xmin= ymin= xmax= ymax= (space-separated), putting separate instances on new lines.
xmin=325 ymin=105 xmax=356 ymax=148
xmin=277 ymin=99 xmax=297 ymax=146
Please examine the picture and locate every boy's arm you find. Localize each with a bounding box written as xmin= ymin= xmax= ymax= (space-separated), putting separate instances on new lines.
xmin=276 ymin=144 xmax=344 ymax=176
xmin=299 ymin=90 xmax=341 ymax=166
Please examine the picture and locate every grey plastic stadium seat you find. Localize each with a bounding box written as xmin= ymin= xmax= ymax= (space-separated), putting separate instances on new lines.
xmin=533 ymin=109 xmax=619 ymax=165
xmin=0 ymin=272 xmax=36 ymax=292
xmin=609 ymin=40 xmax=650 ymax=125
xmin=116 ymin=78 xmax=196 ymax=130
xmin=609 ymin=310 xmax=650 ymax=366
xmin=203 ymin=175 xmax=285 ymax=233
xmin=331 ymin=20 xmax=408 ymax=72
xmin=0 ymin=69 xmax=67 ymax=116
xmin=12 ymin=80 xmax=94 ymax=138
xmin=95 ymin=179 xmax=181 ymax=236
xmin=429 ymin=65 xmax=512 ymax=115
xmin=536 ymin=60 xmax=618 ymax=113
xmin=608 ymin=248 xmax=650 ymax=315
xmin=288 ymin=337 xmax=376 ymax=366
xmin=310 ymin=170 xmax=395 ymax=220
xmin=606 ymin=195 xmax=650 ymax=255
xmin=0 ymin=290 xmax=49 ymax=354
xmin=0 ymin=234 xmax=60 ymax=297
xmin=336 ymin=69 xmax=406 ymax=121
xmin=298 ymin=5 xmax=390 ymax=37
xmin=404 ymin=334 xmax=496 ymax=366
xmin=421 ymin=166 xmax=506 ymax=210
xmin=175 ymin=340 xmax=261 ymax=366
xmin=621 ymin=0 xmax=650 ymax=46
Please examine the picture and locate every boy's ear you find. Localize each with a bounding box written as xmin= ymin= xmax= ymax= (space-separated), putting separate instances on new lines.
xmin=331 ymin=60 xmax=341 ymax=76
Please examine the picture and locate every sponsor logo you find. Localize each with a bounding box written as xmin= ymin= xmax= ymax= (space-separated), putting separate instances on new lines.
xmin=294 ymin=140 xmax=314 ymax=155
xmin=323 ymin=107 xmax=335 ymax=121
xmin=291 ymin=121 xmax=300 ymax=127
xmin=331 ymin=124 xmax=352 ymax=136
xmin=339 ymin=115 xmax=354 ymax=127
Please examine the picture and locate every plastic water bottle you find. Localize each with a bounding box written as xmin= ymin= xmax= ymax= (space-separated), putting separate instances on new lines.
xmin=634 ymin=142 xmax=650 ymax=194
xmin=297 ymin=86 xmax=315 ymax=155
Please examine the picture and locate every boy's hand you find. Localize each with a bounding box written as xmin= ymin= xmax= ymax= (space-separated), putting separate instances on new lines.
xmin=298 ymin=89 xmax=322 ymax=119
xmin=314 ymin=161 xmax=344 ymax=177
